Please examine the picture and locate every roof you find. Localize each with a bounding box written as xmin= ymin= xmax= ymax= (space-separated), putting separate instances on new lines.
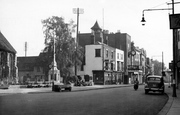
xmin=0 ymin=31 xmax=16 ymax=53
xmin=147 ymin=75 xmax=162 ymax=78
xmin=91 ymin=21 xmax=102 ymax=31
xmin=17 ymin=56 xmax=38 ymax=71
xmin=79 ymin=33 xmax=93 ymax=48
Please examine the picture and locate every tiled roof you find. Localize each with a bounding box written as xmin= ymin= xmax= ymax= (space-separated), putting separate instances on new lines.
xmin=17 ymin=56 xmax=38 ymax=71
xmin=91 ymin=21 xmax=102 ymax=31
xmin=0 ymin=31 xmax=16 ymax=53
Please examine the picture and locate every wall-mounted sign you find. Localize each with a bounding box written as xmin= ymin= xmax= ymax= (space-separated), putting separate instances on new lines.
xmin=169 ymin=14 xmax=180 ymax=29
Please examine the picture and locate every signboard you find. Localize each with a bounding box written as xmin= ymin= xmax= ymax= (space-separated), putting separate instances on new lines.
xmin=128 ymin=65 xmax=142 ymax=70
xmin=169 ymin=62 xmax=173 ymax=70
xmin=169 ymin=14 xmax=180 ymax=29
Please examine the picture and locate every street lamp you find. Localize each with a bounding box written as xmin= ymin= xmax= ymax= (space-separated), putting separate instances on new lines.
xmin=141 ymin=8 xmax=172 ymax=26
xmin=141 ymin=13 xmax=146 ymax=26
xmin=73 ymin=8 xmax=84 ymax=76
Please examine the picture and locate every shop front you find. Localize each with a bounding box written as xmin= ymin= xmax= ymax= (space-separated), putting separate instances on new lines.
xmin=128 ymin=65 xmax=143 ymax=84
xmin=93 ymin=70 xmax=123 ymax=85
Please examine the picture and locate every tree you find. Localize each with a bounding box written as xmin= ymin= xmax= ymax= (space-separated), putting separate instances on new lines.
xmin=152 ymin=60 xmax=166 ymax=76
xmin=41 ymin=16 xmax=84 ymax=80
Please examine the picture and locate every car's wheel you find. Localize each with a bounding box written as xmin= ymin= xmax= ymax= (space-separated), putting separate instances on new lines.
xmin=69 ymin=87 xmax=72 ymax=91
xmin=161 ymin=90 xmax=164 ymax=94
xmin=59 ymin=88 xmax=62 ymax=92
xmin=145 ymin=90 xmax=149 ymax=94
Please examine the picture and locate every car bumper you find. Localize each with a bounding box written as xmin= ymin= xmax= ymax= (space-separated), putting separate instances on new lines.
xmin=145 ymin=87 xmax=164 ymax=91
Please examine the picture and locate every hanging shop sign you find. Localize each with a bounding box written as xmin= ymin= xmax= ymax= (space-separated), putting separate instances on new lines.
xmin=169 ymin=13 xmax=180 ymax=29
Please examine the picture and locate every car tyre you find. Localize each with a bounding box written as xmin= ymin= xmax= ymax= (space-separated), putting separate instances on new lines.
xmin=59 ymin=88 xmax=62 ymax=92
xmin=161 ymin=90 xmax=164 ymax=95
xmin=69 ymin=87 xmax=72 ymax=91
xmin=145 ymin=90 xmax=148 ymax=94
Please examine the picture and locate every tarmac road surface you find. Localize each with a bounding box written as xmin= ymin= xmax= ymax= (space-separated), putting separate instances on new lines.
xmin=0 ymin=85 xmax=168 ymax=115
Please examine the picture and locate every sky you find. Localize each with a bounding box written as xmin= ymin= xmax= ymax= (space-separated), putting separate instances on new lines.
xmin=0 ymin=0 xmax=180 ymax=68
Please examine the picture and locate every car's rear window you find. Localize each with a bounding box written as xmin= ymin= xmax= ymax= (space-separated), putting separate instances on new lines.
xmin=148 ymin=77 xmax=161 ymax=82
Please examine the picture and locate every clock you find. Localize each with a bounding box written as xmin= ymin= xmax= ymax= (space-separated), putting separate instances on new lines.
xmin=131 ymin=51 xmax=136 ymax=56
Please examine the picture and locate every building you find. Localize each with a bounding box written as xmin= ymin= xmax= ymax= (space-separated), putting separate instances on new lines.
xmin=127 ymin=42 xmax=147 ymax=84
xmin=0 ymin=31 xmax=17 ymax=87
xmin=140 ymin=48 xmax=147 ymax=83
xmin=145 ymin=57 xmax=152 ymax=75
xmin=85 ymin=42 xmax=124 ymax=85
xmin=17 ymin=56 xmax=45 ymax=84
xmin=104 ymin=32 xmax=131 ymax=84
xmin=79 ymin=21 xmax=130 ymax=84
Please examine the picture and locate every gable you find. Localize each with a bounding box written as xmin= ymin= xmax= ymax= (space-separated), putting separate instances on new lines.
xmin=0 ymin=32 xmax=16 ymax=53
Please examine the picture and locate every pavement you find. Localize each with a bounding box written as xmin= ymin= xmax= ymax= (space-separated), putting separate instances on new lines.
xmin=0 ymin=84 xmax=180 ymax=115
xmin=158 ymin=85 xmax=180 ymax=115
xmin=0 ymin=84 xmax=133 ymax=95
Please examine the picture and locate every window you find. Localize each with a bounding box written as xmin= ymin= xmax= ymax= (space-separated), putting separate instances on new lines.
xmin=105 ymin=62 xmax=108 ymax=70
xmin=148 ymin=77 xmax=160 ymax=82
xmin=117 ymin=53 xmax=119 ymax=59
xmin=95 ymin=49 xmax=101 ymax=57
xmin=106 ymin=49 xmax=108 ymax=58
xmin=111 ymin=51 xmax=114 ymax=59
xmin=120 ymin=54 xmax=123 ymax=60
xmin=111 ymin=63 xmax=114 ymax=70
xmin=117 ymin=61 xmax=120 ymax=71
xmin=121 ymin=62 xmax=124 ymax=71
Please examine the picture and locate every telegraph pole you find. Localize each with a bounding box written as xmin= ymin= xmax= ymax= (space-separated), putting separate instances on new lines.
xmin=172 ymin=0 xmax=177 ymax=97
xmin=25 ymin=42 xmax=27 ymax=57
xmin=73 ymin=8 xmax=84 ymax=76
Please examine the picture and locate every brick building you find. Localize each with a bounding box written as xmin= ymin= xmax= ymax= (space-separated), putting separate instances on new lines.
xmin=0 ymin=31 xmax=17 ymax=87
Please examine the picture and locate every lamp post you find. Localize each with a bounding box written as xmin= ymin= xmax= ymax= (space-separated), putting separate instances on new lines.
xmin=73 ymin=8 xmax=84 ymax=76
xmin=141 ymin=8 xmax=172 ymax=26
xmin=171 ymin=0 xmax=177 ymax=97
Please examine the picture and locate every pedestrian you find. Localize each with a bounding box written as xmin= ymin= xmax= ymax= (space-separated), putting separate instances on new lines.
xmin=134 ymin=78 xmax=139 ymax=90
xmin=134 ymin=78 xmax=139 ymax=85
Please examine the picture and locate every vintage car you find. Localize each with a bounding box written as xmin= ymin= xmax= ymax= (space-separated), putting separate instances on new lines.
xmin=144 ymin=75 xmax=165 ymax=94
xmin=53 ymin=82 xmax=72 ymax=92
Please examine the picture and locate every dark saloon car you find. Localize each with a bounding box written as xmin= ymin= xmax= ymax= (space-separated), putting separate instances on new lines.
xmin=144 ymin=75 xmax=165 ymax=94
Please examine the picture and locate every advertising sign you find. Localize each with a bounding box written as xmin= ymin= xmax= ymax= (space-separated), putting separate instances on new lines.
xmin=169 ymin=14 xmax=180 ymax=29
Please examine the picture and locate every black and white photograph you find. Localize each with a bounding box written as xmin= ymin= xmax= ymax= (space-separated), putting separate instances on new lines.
xmin=0 ymin=0 xmax=180 ymax=115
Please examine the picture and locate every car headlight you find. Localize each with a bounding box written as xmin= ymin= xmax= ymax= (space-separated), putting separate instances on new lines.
xmin=144 ymin=83 xmax=148 ymax=87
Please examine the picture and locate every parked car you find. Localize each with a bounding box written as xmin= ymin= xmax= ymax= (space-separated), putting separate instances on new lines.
xmin=42 ymin=81 xmax=51 ymax=87
xmin=53 ymin=82 xmax=72 ymax=92
xmin=144 ymin=75 xmax=165 ymax=94
xmin=27 ymin=82 xmax=34 ymax=88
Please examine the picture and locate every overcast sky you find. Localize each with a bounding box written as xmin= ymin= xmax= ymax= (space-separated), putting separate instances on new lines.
xmin=0 ymin=0 xmax=180 ymax=67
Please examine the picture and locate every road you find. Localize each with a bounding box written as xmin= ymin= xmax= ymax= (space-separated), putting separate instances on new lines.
xmin=0 ymin=85 xmax=168 ymax=115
